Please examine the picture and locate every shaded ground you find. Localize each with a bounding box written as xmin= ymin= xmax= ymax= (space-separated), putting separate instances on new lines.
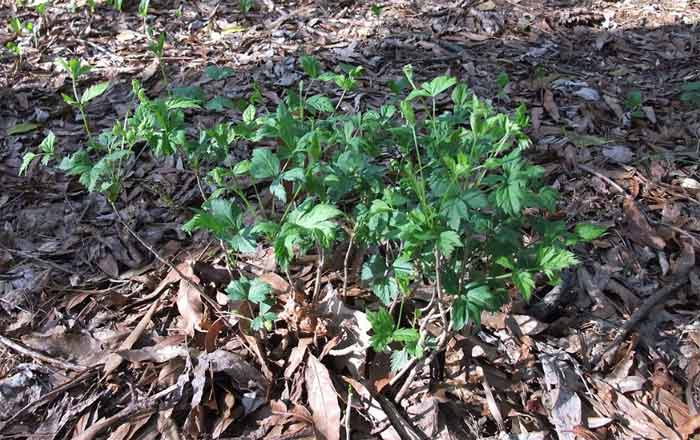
xmin=1 ymin=0 xmax=700 ymax=438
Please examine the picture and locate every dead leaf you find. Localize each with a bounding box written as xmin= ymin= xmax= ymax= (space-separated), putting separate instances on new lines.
xmin=602 ymin=145 xmax=634 ymax=164
xmin=623 ymin=197 xmax=666 ymax=250
xmin=543 ymin=89 xmax=560 ymax=121
xmin=305 ymin=354 xmax=341 ymax=440
xmin=177 ymin=278 xmax=204 ymax=337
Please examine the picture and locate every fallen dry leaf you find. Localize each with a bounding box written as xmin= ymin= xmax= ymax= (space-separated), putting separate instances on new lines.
xmin=305 ymin=354 xmax=341 ymax=440
xmin=623 ymin=197 xmax=666 ymax=250
xmin=177 ymin=277 xmax=205 ymax=337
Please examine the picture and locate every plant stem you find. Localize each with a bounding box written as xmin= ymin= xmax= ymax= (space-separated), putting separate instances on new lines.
xmin=312 ymin=245 xmax=325 ymax=303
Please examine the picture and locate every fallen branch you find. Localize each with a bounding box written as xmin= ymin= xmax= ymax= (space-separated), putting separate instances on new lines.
xmin=0 ymin=368 xmax=97 ymax=431
xmin=73 ymin=383 xmax=179 ymax=440
xmin=0 ymin=334 xmax=86 ymax=372
xmin=593 ymin=273 xmax=690 ymax=368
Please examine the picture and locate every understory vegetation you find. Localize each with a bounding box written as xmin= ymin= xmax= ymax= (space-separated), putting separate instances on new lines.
xmin=24 ymin=55 xmax=605 ymax=372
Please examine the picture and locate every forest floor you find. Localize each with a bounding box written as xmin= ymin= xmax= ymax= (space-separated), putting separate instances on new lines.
xmin=1 ymin=0 xmax=700 ymax=439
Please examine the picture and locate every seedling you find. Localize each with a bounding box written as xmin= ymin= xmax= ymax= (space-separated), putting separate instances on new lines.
xmin=496 ymin=71 xmax=510 ymax=100
xmin=147 ymin=30 xmax=168 ymax=89
xmin=20 ymin=131 xmax=56 ymax=176
xmin=55 ymin=58 xmax=110 ymax=137
xmin=239 ymin=0 xmax=254 ymax=14
xmin=625 ymin=89 xmax=644 ymax=119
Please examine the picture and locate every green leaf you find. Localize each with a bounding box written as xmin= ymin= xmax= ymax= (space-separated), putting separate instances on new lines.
xmin=306 ymin=95 xmax=334 ymax=113
xmin=575 ymin=223 xmax=608 ymax=241
xmin=392 ymin=256 xmax=413 ymax=278
xmin=19 ymin=152 xmax=37 ymax=176
xmin=300 ymin=55 xmax=321 ymax=78
xmin=390 ymin=349 xmax=410 ymax=372
xmin=513 ymin=271 xmax=535 ymax=302
xmin=402 ymin=64 xmax=414 ymax=85
xmin=367 ymin=307 xmax=394 ymax=352
xmin=250 ymin=148 xmax=280 ymax=179
xmin=206 ymin=96 xmax=235 ymax=111
xmin=206 ymin=65 xmax=235 ymax=80
xmin=399 ymin=100 xmax=415 ymax=126
xmin=537 ymin=246 xmax=579 ymax=276
xmin=225 ymin=278 xmax=250 ymax=301
xmin=270 ymin=178 xmax=287 ymax=203
xmin=361 ymin=254 xmax=386 ymax=282
xmin=232 ymin=159 xmax=251 ymax=175
xmin=392 ymin=327 xmax=419 ymax=343
xmin=38 ymin=132 xmax=56 ymax=156
xmin=437 ymin=230 xmax=462 ymax=258
xmin=243 ymin=104 xmax=256 ymax=123
xmin=422 ymin=75 xmax=457 ymax=97
xmin=294 ymin=204 xmax=342 ymax=231
xmin=62 ymin=93 xmax=78 ymax=106
xmin=249 ymin=278 xmax=272 ymax=304
xmin=165 ymin=96 xmax=201 ymax=110
xmin=372 ymin=277 xmax=399 ymax=305
xmin=9 ymin=122 xmax=41 ymax=135
xmin=182 ymin=198 xmax=240 ymax=240
xmin=81 ymin=82 xmax=110 ymax=104
xmin=451 ymin=83 xmax=471 ymax=107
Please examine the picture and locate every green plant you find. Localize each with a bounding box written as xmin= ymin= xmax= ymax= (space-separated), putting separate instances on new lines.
xmin=625 ymin=89 xmax=644 ymax=118
xmin=239 ymin=0 xmax=254 ymax=14
xmin=371 ymin=4 xmax=383 ymax=16
xmin=56 ymin=58 xmax=110 ymax=137
xmin=19 ymin=131 xmax=56 ymax=175
xmin=107 ymin=0 xmax=123 ymax=11
xmin=45 ymin=59 xmax=600 ymax=375
xmin=147 ymin=30 xmax=168 ymax=88
xmin=496 ymin=71 xmax=510 ymax=100
xmin=681 ymin=82 xmax=700 ymax=107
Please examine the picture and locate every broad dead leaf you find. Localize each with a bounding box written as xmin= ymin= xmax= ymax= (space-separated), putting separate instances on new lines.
xmin=623 ymin=197 xmax=666 ymax=250
xmin=177 ymin=278 xmax=204 ymax=337
xmin=305 ymin=354 xmax=341 ymax=440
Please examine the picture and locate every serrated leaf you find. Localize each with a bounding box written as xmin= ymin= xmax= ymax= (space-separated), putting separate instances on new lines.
xmin=232 ymin=159 xmax=251 ymax=175
xmin=361 ymin=254 xmax=386 ymax=282
xmin=371 ymin=277 xmax=398 ymax=305
xmin=80 ymin=82 xmax=109 ymax=104
xmin=423 ymin=75 xmax=457 ymax=97
xmin=390 ymin=349 xmax=410 ymax=372
xmin=249 ymin=278 xmax=272 ymax=304
xmin=269 ymin=179 xmax=287 ymax=203
xmin=300 ymin=55 xmax=321 ymax=78
xmin=306 ymin=95 xmax=334 ymax=113
xmin=206 ymin=65 xmax=235 ymax=80
xmin=575 ymin=223 xmax=607 ymax=241
xmin=392 ymin=256 xmax=413 ymax=278
xmin=451 ymin=83 xmax=470 ymax=107
xmin=165 ymin=96 xmax=201 ymax=110
xmin=537 ymin=246 xmax=579 ymax=275
xmin=294 ymin=204 xmax=342 ymax=231
xmin=38 ymin=131 xmax=56 ymax=155
xmin=513 ymin=271 xmax=535 ymax=302
xmin=367 ymin=307 xmax=394 ymax=351
xmin=243 ymin=104 xmax=256 ymax=123
xmin=437 ymin=230 xmax=462 ymax=258
xmin=250 ymin=148 xmax=280 ymax=179
xmin=19 ymin=152 xmax=37 ymax=176
xmin=399 ymin=100 xmax=415 ymax=125
xmin=225 ymin=278 xmax=250 ymax=301
xmin=206 ymin=96 xmax=235 ymax=111
xmin=392 ymin=327 xmax=419 ymax=343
